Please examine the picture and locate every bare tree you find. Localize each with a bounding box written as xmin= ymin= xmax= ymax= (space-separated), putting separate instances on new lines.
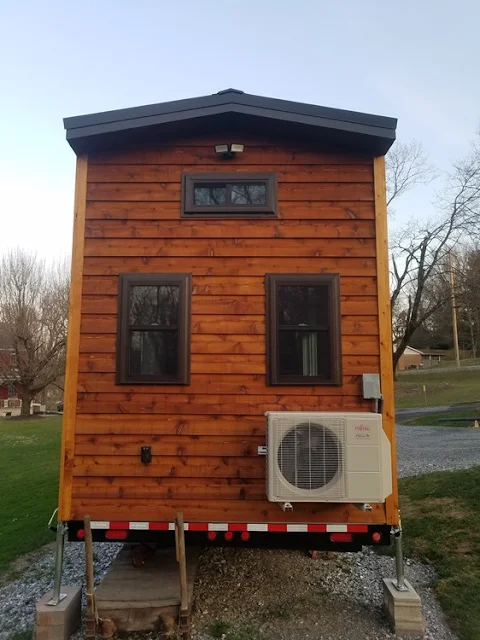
xmin=406 ymin=246 xmax=480 ymax=357
xmin=454 ymin=247 xmax=480 ymax=357
xmin=389 ymin=138 xmax=480 ymax=370
xmin=386 ymin=140 xmax=438 ymax=208
xmin=0 ymin=249 xmax=69 ymax=415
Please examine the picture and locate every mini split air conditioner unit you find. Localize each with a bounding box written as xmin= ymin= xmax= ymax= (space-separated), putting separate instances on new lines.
xmin=266 ymin=412 xmax=392 ymax=503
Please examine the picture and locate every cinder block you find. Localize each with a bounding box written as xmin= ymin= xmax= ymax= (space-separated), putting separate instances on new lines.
xmin=383 ymin=578 xmax=424 ymax=637
xmin=35 ymin=586 xmax=81 ymax=640
xmin=35 ymin=624 xmax=70 ymax=640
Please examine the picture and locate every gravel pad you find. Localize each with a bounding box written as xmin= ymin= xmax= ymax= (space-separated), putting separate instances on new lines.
xmin=191 ymin=546 xmax=457 ymax=640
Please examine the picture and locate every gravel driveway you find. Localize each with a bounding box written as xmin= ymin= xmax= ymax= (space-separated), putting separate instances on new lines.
xmin=396 ymin=424 xmax=480 ymax=477
xmin=2 ymin=425 xmax=478 ymax=640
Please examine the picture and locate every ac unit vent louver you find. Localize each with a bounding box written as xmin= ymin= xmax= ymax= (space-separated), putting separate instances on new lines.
xmin=266 ymin=412 xmax=392 ymax=504
xmin=277 ymin=420 xmax=346 ymax=496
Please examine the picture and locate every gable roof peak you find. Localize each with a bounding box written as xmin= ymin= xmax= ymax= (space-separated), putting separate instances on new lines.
xmin=216 ymin=88 xmax=245 ymax=95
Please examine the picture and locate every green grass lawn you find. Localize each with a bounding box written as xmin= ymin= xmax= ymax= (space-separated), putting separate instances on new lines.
xmin=400 ymin=409 xmax=480 ymax=427
xmin=0 ymin=416 xmax=62 ymax=574
xmin=400 ymin=467 xmax=480 ymax=640
xmin=395 ymin=368 xmax=480 ymax=408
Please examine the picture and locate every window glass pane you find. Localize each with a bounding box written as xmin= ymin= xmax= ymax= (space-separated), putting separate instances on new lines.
xmin=194 ymin=185 xmax=227 ymax=205
xmin=278 ymin=330 xmax=330 ymax=378
xmin=278 ymin=285 xmax=329 ymax=326
xmin=231 ymin=183 xmax=266 ymax=205
xmin=129 ymin=331 xmax=178 ymax=377
xmin=129 ymin=285 xmax=179 ymax=326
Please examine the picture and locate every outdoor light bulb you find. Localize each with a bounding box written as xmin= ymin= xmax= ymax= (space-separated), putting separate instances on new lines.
xmin=214 ymin=144 xmax=229 ymax=154
xmin=230 ymin=143 xmax=244 ymax=153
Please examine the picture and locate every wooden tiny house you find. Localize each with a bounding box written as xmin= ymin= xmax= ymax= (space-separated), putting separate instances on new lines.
xmin=59 ymin=89 xmax=398 ymax=548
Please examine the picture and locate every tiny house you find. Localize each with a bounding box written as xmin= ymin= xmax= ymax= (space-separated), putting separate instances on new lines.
xmin=59 ymin=89 xmax=398 ymax=551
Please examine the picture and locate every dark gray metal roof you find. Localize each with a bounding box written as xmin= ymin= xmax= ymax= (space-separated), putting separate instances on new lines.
xmin=64 ymin=88 xmax=397 ymax=155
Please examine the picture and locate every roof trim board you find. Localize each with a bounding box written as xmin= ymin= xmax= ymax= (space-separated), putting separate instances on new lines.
xmin=64 ymin=88 xmax=397 ymax=156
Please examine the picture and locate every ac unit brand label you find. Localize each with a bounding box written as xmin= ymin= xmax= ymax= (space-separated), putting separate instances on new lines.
xmin=354 ymin=424 xmax=371 ymax=439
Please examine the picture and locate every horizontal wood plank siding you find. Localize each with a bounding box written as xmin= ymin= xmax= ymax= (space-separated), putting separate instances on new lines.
xmin=83 ymin=238 xmax=376 ymax=258
xmin=84 ymin=220 xmax=376 ymax=239
xmin=86 ymin=201 xmax=375 ymax=221
xmin=70 ymin=498 xmax=387 ymax=524
xmin=72 ymin=135 xmax=383 ymax=524
xmin=88 ymin=164 xmax=373 ymax=184
xmin=83 ymin=258 xmax=378 ymax=278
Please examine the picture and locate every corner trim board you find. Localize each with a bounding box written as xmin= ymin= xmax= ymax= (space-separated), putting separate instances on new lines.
xmin=58 ymin=155 xmax=88 ymax=520
xmin=373 ymin=155 xmax=399 ymax=525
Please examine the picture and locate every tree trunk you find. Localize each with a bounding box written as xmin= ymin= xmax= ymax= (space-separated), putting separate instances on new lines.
xmin=20 ymin=389 xmax=33 ymax=416
xmin=470 ymin=323 xmax=477 ymax=359
xmin=393 ymin=336 xmax=410 ymax=372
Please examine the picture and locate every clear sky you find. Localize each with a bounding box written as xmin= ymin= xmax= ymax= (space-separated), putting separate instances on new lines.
xmin=1 ymin=0 xmax=478 ymax=259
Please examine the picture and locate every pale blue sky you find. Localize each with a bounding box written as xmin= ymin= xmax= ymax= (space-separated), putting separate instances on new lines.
xmin=1 ymin=1 xmax=478 ymax=258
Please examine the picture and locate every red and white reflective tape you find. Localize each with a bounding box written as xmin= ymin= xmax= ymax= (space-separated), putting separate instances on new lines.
xmin=90 ymin=521 xmax=369 ymax=533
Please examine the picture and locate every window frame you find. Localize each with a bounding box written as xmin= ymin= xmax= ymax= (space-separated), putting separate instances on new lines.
xmin=181 ymin=172 xmax=277 ymax=218
xmin=266 ymin=273 xmax=342 ymax=386
xmin=116 ymin=273 xmax=191 ymax=385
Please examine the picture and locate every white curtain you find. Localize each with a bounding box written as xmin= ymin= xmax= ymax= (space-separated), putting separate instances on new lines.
xmin=302 ymin=332 xmax=318 ymax=376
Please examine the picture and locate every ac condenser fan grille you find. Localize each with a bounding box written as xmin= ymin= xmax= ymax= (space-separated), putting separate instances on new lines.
xmin=277 ymin=423 xmax=340 ymax=490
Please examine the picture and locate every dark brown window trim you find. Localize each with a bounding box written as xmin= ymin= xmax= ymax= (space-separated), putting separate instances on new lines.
xmin=116 ymin=273 xmax=191 ymax=385
xmin=181 ymin=172 xmax=277 ymax=218
xmin=266 ymin=273 xmax=342 ymax=386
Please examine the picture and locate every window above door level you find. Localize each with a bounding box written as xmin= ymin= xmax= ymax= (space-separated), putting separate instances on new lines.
xmin=182 ymin=173 xmax=277 ymax=218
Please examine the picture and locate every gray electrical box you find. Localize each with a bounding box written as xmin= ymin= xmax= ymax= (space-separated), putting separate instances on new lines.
xmin=362 ymin=373 xmax=381 ymax=399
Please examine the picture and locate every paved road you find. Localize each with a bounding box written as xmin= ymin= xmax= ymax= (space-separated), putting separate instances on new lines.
xmin=396 ymin=425 xmax=480 ymax=477
xmin=396 ymin=402 xmax=480 ymax=422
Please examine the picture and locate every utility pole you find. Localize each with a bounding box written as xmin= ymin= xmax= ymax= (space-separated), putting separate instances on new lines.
xmin=450 ymin=251 xmax=461 ymax=368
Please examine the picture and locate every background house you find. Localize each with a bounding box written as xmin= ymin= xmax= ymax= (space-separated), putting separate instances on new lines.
xmin=397 ymin=346 xmax=424 ymax=371
xmin=0 ymin=326 xmax=60 ymax=415
xmin=0 ymin=325 xmax=49 ymax=415
xmin=0 ymin=364 xmax=22 ymax=415
xmin=0 ymin=328 xmax=20 ymax=405
xmin=421 ymin=349 xmax=446 ymax=367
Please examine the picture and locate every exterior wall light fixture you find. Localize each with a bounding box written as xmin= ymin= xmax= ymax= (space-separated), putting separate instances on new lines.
xmin=214 ymin=143 xmax=245 ymax=159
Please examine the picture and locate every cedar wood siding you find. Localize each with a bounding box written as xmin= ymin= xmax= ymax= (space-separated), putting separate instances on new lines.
xmin=71 ymin=133 xmax=391 ymax=525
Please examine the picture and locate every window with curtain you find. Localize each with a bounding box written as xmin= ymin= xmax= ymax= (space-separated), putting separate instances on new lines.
xmin=266 ymin=274 xmax=342 ymax=385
